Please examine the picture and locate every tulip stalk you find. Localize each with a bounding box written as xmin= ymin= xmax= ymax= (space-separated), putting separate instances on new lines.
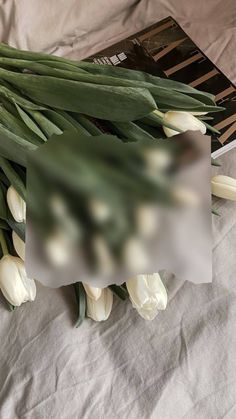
xmin=0 ymin=229 xmax=8 ymax=256
xmin=73 ymin=282 xmax=86 ymax=327
xmin=109 ymin=284 xmax=128 ymax=300
xmin=211 ymin=158 xmax=221 ymax=167
xmin=211 ymin=207 xmax=220 ymax=216
xmin=152 ymin=109 xmax=183 ymax=134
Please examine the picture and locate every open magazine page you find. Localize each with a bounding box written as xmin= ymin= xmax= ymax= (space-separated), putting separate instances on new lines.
xmin=89 ymin=16 xmax=236 ymax=154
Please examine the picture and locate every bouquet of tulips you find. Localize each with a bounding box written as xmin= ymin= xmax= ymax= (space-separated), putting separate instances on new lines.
xmin=0 ymin=42 xmax=233 ymax=326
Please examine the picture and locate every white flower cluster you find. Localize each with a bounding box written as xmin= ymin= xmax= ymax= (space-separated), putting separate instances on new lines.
xmin=0 ymin=186 xmax=36 ymax=306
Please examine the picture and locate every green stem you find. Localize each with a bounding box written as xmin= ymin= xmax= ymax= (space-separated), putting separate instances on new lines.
xmin=151 ymin=109 xmax=183 ymax=133
xmin=8 ymin=302 xmax=16 ymax=312
xmin=73 ymin=282 xmax=86 ymax=328
xmin=212 ymin=207 xmax=220 ymax=216
xmin=153 ymin=109 xmax=164 ymax=118
xmin=0 ymin=229 xmax=8 ymax=255
xmin=202 ymin=120 xmax=220 ymax=135
xmin=0 ymin=156 xmax=27 ymax=201
xmin=109 ymin=284 xmax=128 ymax=300
xmin=211 ymin=158 xmax=221 ymax=167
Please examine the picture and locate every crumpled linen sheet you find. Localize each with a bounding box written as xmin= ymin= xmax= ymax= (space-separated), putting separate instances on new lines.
xmin=0 ymin=1 xmax=236 ymax=418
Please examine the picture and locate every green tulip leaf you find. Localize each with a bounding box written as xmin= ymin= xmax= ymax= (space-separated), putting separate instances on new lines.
xmin=15 ymin=103 xmax=47 ymax=141
xmin=73 ymin=282 xmax=86 ymax=328
xmin=0 ymin=183 xmax=7 ymax=220
xmin=0 ymin=157 xmax=26 ymax=200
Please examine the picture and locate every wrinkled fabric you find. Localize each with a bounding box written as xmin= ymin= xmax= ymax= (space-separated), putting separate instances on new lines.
xmin=0 ymin=1 xmax=236 ymax=418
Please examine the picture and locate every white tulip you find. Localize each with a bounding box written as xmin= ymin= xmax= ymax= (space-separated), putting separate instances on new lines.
xmin=163 ymin=111 xmax=206 ymax=137
xmin=190 ymin=111 xmax=208 ymax=116
xmin=86 ymin=287 xmax=113 ymax=321
xmin=83 ymin=283 xmax=102 ymax=301
xmin=173 ymin=186 xmax=200 ymax=207
xmin=93 ymin=235 xmax=115 ymax=276
xmin=89 ymin=199 xmax=111 ymax=223
xmin=49 ymin=193 xmax=68 ymax=218
xmin=123 ymin=237 xmax=149 ymax=272
xmin=7 ymin=186 xmax=26 ymax=223
xmin=0 ymin=255 xmax=36 ymax=306
xmin=136 ymin=205 xmax=158 ymax=238
xmin=211 ymin=175 xmax=236 ymax=201
xmin=126 ymin=273 xmax=167 ymax=320
xmin=12 ymin=231 xmax=25 ymax=260
xmin=144 ymin=148 xmax=171 ymax=172
xmin=44 ymin=228 xmax=73 ymax=267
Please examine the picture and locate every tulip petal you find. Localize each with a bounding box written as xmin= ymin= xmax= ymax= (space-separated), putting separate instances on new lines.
xmin=86 ymin=288 xmax=113 ymax=321
xmin=137 ymin=306 xmax=159 ymax=321
xmin=12 ymin=231 xmax=25 ymax=260
xmin=163 ymin=111 xmax=206 ymax=137
xmin=83 ymin=283 xmax=102 ymax=301
xmin=211 ymin=175 xmax=236 ymax=201
xmin=126 ymin=273 xmax=168 ymax=320
xmin=145 ymin=273 xmax=168 ymax=310
xmin=7 ymin=185 xmax=26 ymax=223
xmin=0 ymin=255 xmax=36 ymax=306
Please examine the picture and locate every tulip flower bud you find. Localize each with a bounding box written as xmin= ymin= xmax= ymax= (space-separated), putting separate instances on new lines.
xmin=211 ymin=175 xmax=236 ymax=201
xmin=45 ymin=228 xmax=72 ymax=267
xmin=89 ymin=199 xmax=111 ymax=223
xmin=50 ymin=194 xmax=68 ymax=218
xmin=144 ymin=148 xmax=172 ymax=172
xmin=126 ymin=273 xmax=167 ymax=320
xmin=163 ymin=111 xmax=206 ymax=137
xmin=83 ymin=283 xmax=102 ymax=301
xmin=7 ymin=186 xmax=26 ymax=223
xmin=123 ymin=237 xmax=149 ymax=272
xmin=12 ymin=231 xmax=25 ymax=260
xmin=86 ymin=288 xmax=113 ymax=321
xmin=136 ymin=205 xmax=158 ymax=238
xmin=0 ymin=255 xmax=36 ymax=306
xmin=93 ymin=235 xmax=115 ymax=276
xmin=190 ymin=111 xmax=208 ymax=116
xmin=173 ymin=186 xmax=200 ymax=207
